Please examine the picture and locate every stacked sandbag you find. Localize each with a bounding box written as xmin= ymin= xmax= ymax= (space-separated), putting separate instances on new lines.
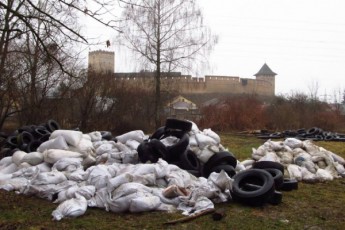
xmin=0 ymin=121 xmax=236 ymax=221
xmin=238 ymin=138 xmax=345 ymax=182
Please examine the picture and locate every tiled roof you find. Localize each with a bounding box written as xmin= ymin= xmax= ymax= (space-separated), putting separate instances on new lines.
xmin=254 ymin=63 xmax=277 ymax=76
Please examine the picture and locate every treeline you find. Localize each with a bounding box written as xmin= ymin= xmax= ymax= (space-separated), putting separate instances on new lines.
xmin=198 ymin=94 xmax=345 ymax=132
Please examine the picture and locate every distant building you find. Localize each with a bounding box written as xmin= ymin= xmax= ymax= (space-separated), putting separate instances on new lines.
xmin=87 ymin=51 xmax=277 ymax=99
xmin=88 ymin=50 xmax=115 ymax=74
xmin=165 ymin=95 xmax=201 ymax=120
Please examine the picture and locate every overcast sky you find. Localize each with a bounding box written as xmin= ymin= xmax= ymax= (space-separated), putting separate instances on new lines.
xmin=85 ymin=0 xmax=345 ymax=101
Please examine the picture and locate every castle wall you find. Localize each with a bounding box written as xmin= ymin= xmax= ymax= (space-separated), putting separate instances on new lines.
xmin=112 ymin=72 xmax=275 ymax=97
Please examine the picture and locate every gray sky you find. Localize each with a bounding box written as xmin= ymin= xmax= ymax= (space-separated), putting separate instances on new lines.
xmin=85 ymin=0 xmax=345 ymax=101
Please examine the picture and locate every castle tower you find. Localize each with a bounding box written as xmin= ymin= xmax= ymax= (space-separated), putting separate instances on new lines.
xmin=254 ymin=63 xmax=277 ymax=95
xmin=88 ymin=50 xmax=115 ymax=74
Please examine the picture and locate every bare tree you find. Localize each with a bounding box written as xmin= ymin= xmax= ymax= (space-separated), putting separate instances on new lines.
xmin=118 ymin=0 xmax=217 ymax=128
xmin=0 ymin=0 xmax=121 ymax=130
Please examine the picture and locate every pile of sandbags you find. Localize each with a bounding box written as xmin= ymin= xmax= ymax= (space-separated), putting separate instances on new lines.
xmin=0 ymin=124 xmax=233 ymax=221
xmin=237 ymin=138 xmax=345 ymax=182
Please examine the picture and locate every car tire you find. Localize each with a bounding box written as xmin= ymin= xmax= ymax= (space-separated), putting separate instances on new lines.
xmin=231 ymin=169 xmax=275 ymax=206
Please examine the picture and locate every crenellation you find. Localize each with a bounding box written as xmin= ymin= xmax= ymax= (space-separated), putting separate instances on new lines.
xmin=88 ymin=51 xmax=277 ymax=97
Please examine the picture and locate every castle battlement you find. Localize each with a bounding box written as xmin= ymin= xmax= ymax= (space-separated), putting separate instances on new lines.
xmin=88 ymin=51 xmax=277 ymax=97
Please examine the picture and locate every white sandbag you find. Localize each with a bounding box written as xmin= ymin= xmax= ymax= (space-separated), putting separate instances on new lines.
xmin=95 ymin=142 xmax=116 ymax=156
xmin=52 ymin=158 xmax=83 ymax=172
xmin=32 ymin=171 xmax=67 ymax=185
xmin=20 ymin=151 xmax=44 ymax=166
xmin=37 ymin=135 xmax=69 ymax=153
xmin=50 ymin=130 xmax=83 ymax=147
xmin=43 ymin=149 xmax=83 ymax=164
xmin=202 ymin=128 xmax=220 ymax=144
xmin=284 ymin=138 xmax=303 ymax=149
xmin=122 ymin=150 xmax=139 ymax=164
xmin=36 ymin=162 xmax=52 ymax=172
xmin=54 ymin=185 xmax=79 ymax=203
xmin=196 ymin=147 xmax=215 ymax=163
xmin=208 ymin=170 xmax=232 ymax=192
xmin=125 ymin=139 xmax=140 ymax=150
xmin=85 ymin=165 xmax=112 ymax=189
xmin=315 ymin=168 xmax=333 ymax=181
xmin=0 ymin=163 xmax=18 ymax=174
xmin=300 ymin=167 xmax=317 ymax=183
xmin=330 ymin=152 xmax=345 ymax=165
xmin=76 ymin=185 xmax=96 ymax=200
xmin=258 ymin=151 xmax=280 ymax=162
xmin=241 ymin=159 xmax=255 ymax=167
xmin=334 ymin=162 xmax=345 ymax=176
xmin=116 ymin=130 xmax=146 ymax=143
xmin=12 ymin=150 xmax=27 ymax=166
xmin=52 ymin=194 xmax=87 ymax=221
xmin=82 ymin=154 xmax=96 ymax=168
xmin=189 ymin=135 xmax=198 ymax=147
xmin=235 ymin=162 xmax=246 ymax=172
xmin=266 ymin=140 xmax=285 ymax=151
xmin=195 ymin=133 xmax=218 ymax=149
xmin=68 ymin=137 xmax=95 ymax=158
xmin=0 ymin=173 xmax=12 ymax=182
xmin=19 ymin=162 xmax=32 ymax=169
xmin=287 ymin=164 xmax=303 ymax=181
xmin=0 ymin=157 xmax=13 ymax=169
xmin=0 ymin=177 xmax=28 ymax=191
xmin=129 ymin=195 xmax=161 ymax=213
xmin=65 ymin=168 xmax=87 ymax=182
xmin=276 ymin=151 xmax=294 ymax=164
xmin=111 ymin=182 xmax=153 ymax=199
xmin=88 ymin=131 xmax=102 ymax=142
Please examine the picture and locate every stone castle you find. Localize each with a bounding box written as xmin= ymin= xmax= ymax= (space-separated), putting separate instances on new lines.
xmin=88 ymin=50 xmax=277 ymax=99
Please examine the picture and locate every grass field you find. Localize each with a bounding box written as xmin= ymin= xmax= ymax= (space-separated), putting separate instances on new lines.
xmin=1 ymin=133 xmax=345 ymax=230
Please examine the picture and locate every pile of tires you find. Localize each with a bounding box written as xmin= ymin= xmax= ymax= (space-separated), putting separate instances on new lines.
xmin=137 ymin=118 xmax=202 ymax=176
xmin=257 ymin=127 xmax=345 ymax=141
xmin=231 ymin=161 xmax=298 ymax=206
xmin=0 ymin=119 xmax=60 ymax=158
xmin=137 ymin=118 xmax=239 ymax=178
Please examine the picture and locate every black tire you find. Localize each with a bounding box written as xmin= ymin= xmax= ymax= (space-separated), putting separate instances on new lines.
xmin=166 ymin=133 xmax=189 ymax=162
xmin=26 ymin=140 xmax=42 ymax=153
xmin=203 ymin=151 xmax=237 ymax=177
xmin=150 ymin=126 xmax=166 ymax=140
xmin=307 ymin=127 xmax=320 ymax=136
xmin=17 ymin=125 xmax=34 ymax=133
xmin=252 ymin=161 xmax=284 ymax=174
xmin=262 ymin=168 xmax=283 ymax=189
xmin=45 ymin=119 xmax=60 ymax=132
xmin=165 ymin=118 xmax=192 ymax=132
xmin=278 ymin=178 xmax=298 ymax=191
xmin=178 ymin=150 xmax=200 ymax=171
xmin=33 ymin=127 xmax=50 ymax=138
xmin=17 ymin=131 xmax=34 ymax=146
xmin=137 ymin=140 xmax=151 ymax=163
xmin=6 ymin=135 xmax=18 ymax=148
xmin=186 ymin=169 xmax=201 ymax=177
xmin=210 ymin=164 xmax=236 ymax=178
xmin=39 ymin=133 xmax=51 ymax=142
xmin=100 ymin=131 xmax=112 ymax=141
xmin=149 ymin=139 xmax=168 ymax=162
xmin=231 ymin=169 xmax=275 ymax=206
xmin=268 ymin=190 xmax=283 ymax=205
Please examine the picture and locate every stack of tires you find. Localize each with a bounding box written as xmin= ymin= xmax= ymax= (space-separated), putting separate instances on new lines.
xmin=137 ymin=118 xmax=203 ymax=177
xmin=0 ymin=119 xmax=60 ymax=158
xmin=257 ymin=127 xmax=345 ymax=142
xmin=231 ymin=161 xmax=298 ymax=206
xmin=137 ymin=118 xmax=239 ymax=178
